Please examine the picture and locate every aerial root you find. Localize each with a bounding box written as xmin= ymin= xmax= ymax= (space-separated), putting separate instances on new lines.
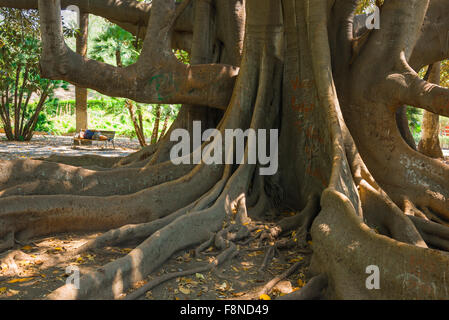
xmin=114 ymin=142 xmax=161 ymax=168
xmin=277 ymin=273 xmax=328 ymax=300
xmin=0 ymin=158 xmax=195 ymax=198
xmin=41 ymin=154 xmax=121 ymax=169
xmin=125 ymin=214 xmax=253 ymax=300
xmin=44 ymin=181 xmax=237 ymax=300
xmin=358 ymin=180 xmax=427 ymax=248
xmin=195 ymin=233 xmax=216 ymax=258
xmin=258 ymin=259 xmax=306 ymax=297
xmin=258 ymin=246 xmax=276 ymax=272
xmin=259 ymin=194 xmax=319 ymax=248
xmin=73 ymin=203 xmax=196 ymax=255
xmin=403 ymin=198 xmax=429 ymax=220
xmin=421 ymin=206 xmax=449 ymax=228
xmin=409 ymin=215 xmax=449 ymax=252
xmin=125 ymin=243 xmax=238 ymax=300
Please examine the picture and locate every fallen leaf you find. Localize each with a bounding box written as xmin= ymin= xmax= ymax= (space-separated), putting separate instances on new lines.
xmin=76 ymin=257 xmax=84 ymax=263
xmin=8 ymin=289 xmax=19 ymax=296
xmin=232 ymin=266 xmax=239 ymax=272
xmin=195 ymin=273 xmax=205 ymax=281
xmin=21 ymin=245 xmax=33 ymax=251
xmin=7 ymin=277 xmax=34 ymax=283
xmin=259 ymin=294 xmax=271 ymax=300
xmin=248 ymin=251 xmax=264 ymax=257
xmin=232 ymin=292 xmax=245 ymax=297
xmin=179 ymin=287 xmax=190 ymax=295
xmin=86 ymin=254 xmax=95 ymax=261
xmin=0 ymin=287 xmax=7 ymax=294
xmin=216 ymin=282 xmax=230 ymax=291
xmin=289 ymin=257 xmax=304 ymax=263
xmin=297 ymin=279 xmax=306 ymax=287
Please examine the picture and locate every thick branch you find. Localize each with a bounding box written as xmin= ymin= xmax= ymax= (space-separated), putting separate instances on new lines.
xmin=402 ymin=71 xmax=449 ymax=118
xmin=38 ymin=0 xmax=238 ymax=109
xmin=0 ymin=0 xmax=150 ymax=26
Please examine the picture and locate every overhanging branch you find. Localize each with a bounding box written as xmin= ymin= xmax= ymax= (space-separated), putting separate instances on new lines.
xmin=37 ymin=0 xmax=238 ymax=109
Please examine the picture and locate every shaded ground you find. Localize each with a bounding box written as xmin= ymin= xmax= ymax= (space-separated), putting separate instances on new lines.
xmin=0 ymin=218 xmax=312 ymax=300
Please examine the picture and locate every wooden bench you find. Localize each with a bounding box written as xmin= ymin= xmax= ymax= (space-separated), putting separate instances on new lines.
xmin=73 ymin=129 xmax=116 ymax=149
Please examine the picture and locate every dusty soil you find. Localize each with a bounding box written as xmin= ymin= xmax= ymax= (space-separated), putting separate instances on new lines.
xmin=0 ymin=221 xmax=312 ymax=300
xmin=0 ymin=134 xmax=140 ymax=160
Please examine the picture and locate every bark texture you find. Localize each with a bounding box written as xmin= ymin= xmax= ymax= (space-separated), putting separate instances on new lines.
xmin=1 ymin=0 xmax=449 ymax=300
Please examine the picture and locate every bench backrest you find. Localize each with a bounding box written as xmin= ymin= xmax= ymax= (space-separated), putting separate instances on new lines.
xmin=99 ymin=130 xmax=115 ymax=139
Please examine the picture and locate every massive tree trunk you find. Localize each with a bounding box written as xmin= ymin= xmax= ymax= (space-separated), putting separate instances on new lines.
xmin=418 ymin=63 xmax=443 ymax=158
xmin=2 ymin=0 xmax=449 ymax=300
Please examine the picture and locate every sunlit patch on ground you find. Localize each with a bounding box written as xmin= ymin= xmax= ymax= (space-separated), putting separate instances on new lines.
xmin=0 ymin=226 xmax=312 ymax=300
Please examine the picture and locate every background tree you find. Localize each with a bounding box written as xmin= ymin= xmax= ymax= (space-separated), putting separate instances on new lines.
xmin=0 ymin=8 xmax=64 ymax=141
xmin=1 ymin=0 xmax=449 ymax=300
xmin=74 ymin=11 xmax=89 ymax=132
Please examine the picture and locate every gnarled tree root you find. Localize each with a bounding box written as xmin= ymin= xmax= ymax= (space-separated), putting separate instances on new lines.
xmin=277 ymin=273 xmax=328 ymax=300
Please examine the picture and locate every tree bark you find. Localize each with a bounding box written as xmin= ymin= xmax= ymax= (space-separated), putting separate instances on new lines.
xmin=4 ymin=0 xmax=449 ymax=301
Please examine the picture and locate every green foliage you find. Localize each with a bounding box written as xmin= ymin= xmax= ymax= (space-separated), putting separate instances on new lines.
xmin=0 ymin=8 xmax=67 ymax=140
xmin=39 ymin=98 xmax=177 ymax=138
xmin=407 ymin=106 xmax=422 ymax=141
xmin=90 ymin=23 xmax=141 ymax=67
xmin=174 ymin=49 xmax=190 ymax=64
xmin=355 ymin=0 xmax=383 ymax=14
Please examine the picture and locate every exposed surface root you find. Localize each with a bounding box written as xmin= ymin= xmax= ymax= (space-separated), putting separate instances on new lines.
xmin=409 ymin=215 xmax=449 ymax=252
xmin=124 ymin=244 xmax=238 ymax=300
xmin=277 ymin=273 xmax=327 ymax=300
xmin=0 ymin=162 xmax=223 ymax=251
xmin=73 ymin=203 xmax=196 ymax=255
xmin=0 ymin=159 xmax=195 ymax=198
xmin=359 ymin=180 xmax=427 ymax=248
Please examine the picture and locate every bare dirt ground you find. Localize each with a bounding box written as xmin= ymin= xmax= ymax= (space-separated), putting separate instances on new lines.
xmin=0 ymin=224 xmax=312 ymax=300
xmin=0 ymin=135 xmax=312 ymax=300
xmin=0 ymin=134 xmax=140 ymax=160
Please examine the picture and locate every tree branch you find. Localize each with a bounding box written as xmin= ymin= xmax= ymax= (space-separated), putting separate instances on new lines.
xmin=409 ymin=0 xmax=449 ymax=70
xmin=401 ymin=70 xmax=449 ymax=118
xmin=0 ymin=0 xmax=195 ymax=49
xmin=0 ymin=0 xmax=151 ymax=26
xmin=38 ymin=0 xmax=238 ymax=109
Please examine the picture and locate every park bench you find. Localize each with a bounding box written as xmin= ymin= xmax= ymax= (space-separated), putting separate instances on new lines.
xmin=73 ymin=129 xmax=116 ymax=149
